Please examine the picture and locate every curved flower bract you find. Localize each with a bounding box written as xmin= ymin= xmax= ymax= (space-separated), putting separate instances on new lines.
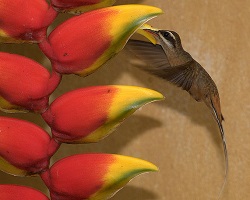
xmin=0 ymin=185 xmax=49 ymax=200
xmin=51 ymin=0 xmax=116 ymax=14
xmin=42 ymin=154 xmax=158 ymax=200
xmin=136 ymin=24 xmax=159 ymax=44
xmin=48 ymin=5 xmax=163 ymax=76
xmin=0 ymin=0 xmax=57 ymax=43
xmin=42 ymin=85 xmax=164 ymax=143
xmin=0 ymin=52 xmax=61 ymax=113
xmin=0 ymin=117 xmax=59 ymax=176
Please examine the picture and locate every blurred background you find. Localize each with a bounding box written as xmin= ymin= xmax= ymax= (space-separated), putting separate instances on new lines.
xmin=0 ymin=0 xmax=249 ymax=199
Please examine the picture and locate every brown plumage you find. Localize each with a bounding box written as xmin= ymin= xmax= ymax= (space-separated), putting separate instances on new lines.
xmin=127 ymin=29 xmax=227 ymax=199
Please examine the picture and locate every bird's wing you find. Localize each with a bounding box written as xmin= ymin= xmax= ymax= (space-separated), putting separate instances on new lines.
xmin=127 ymin=39 xmax=195 ymax=91
xmin=127 ymin=39 xmax=171 ymax=68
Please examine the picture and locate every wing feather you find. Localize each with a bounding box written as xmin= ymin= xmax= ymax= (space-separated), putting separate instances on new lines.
xmin=127 ymin=39 xmax=196 ymax=91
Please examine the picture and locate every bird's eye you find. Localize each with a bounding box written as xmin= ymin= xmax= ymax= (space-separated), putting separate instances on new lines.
xmin=163 ymin=32 xmax=170 ymax=38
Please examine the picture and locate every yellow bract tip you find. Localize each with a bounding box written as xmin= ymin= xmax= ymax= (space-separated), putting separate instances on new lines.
xmin=90 ymin=155 xmax=158 ymax=200
xmin=82 ymin=86 xmax=164 ymax=142
xmin=136 ymin=24 xmax=160 ymax=44
xmin=109 ymin=85 xmax=164 ymax=117
xmin=109 ymin=5 xmax=163 ymax=47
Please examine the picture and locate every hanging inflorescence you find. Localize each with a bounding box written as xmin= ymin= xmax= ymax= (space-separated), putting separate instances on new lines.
xmin=0 ymin=1 xmax=164 ymax=199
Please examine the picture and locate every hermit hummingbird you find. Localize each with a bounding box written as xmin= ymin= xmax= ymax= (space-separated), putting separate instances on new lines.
xmin=127 ymin=25 xmax=227 ymax=199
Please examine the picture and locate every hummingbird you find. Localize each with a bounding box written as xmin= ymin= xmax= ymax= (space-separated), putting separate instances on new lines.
xmin=127 ymin=26 xmax=227 ymax=199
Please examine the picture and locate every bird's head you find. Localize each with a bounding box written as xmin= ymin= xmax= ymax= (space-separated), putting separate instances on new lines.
xmin=136 ymin=24 xmax=192 ymax=65
xmin=136 ymin=25 xmax=183 ymax=51
xmin=158 ymin=30 xmax=182 ymax=49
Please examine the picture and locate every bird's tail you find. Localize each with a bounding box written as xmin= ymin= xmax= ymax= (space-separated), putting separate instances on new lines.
xmin=210 ymin=99 xmax=228 ymax=200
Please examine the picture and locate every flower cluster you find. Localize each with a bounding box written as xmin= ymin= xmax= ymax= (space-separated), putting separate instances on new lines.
xmin=0 ymin=0 xmax=163 ymax=199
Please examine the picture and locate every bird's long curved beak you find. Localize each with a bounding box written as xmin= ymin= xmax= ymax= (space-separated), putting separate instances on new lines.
xmin=136 ymin=24 xmax=160 ymax=44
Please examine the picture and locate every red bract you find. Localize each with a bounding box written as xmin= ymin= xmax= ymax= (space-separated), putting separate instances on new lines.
xmin=42 ymin=85 xmax=164 ymax=143
xmin=0 ymin=117 xmax=60 ymax=176
xmin=40 ymin=154 xmax=158 ymax=200
xmin=0 ymin=185 xmax=49 ymax=200
xmin=0 ymin=52 xmax=61 ymax=113
xmin=51 ymin=0 xmax=116 ymax=14
xmin=42 ymin=5 xmax=163 ymax=76
xmin=0 ymin=0 xmax=57 ymax=43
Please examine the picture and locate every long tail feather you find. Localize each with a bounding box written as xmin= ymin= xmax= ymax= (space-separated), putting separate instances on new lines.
xmin=211 ymin=100 xmax=228 ymax=200
xmin=217 ymin=122 xmax=228 ymax=200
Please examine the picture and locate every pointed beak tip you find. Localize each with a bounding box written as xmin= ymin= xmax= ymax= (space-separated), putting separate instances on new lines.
xmin=144 ymin=29 xmax=159 ymax=37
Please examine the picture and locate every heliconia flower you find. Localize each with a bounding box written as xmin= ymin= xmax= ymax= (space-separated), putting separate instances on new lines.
xmin=51 ymin=0 xmax=116 ymax=14
xmin=42 ymin=5 xmax=163 ymax=76
xmin=0 ymin=0 xmax=57 ymax=43
xmin=42 ymin=85 xmax=164 ymax=143
xmin=0 ymin=52 xmax=61 ymax=113
xmin=0 ymin=185 xmax=49 ymax=200
xmin=0 ymin=117 xmax=60 ymax=176
xmin=40 ymin=154 xmax=158 ymax=200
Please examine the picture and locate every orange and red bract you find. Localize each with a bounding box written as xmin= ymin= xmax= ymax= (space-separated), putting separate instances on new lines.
xmin=42 ymin=86 xmax=115 ymax=142
xmin=0 ymin=52 xmax=61 ymax=113
xmin=0 ymin=117 xmax=60 ymax=176
xmin=40 ymin=154 xmax=158 ymax=200
xmin=43 ymin=86 xmax=113 ymax=141
xmin=0 ymin=185 xmax=49 ymax=200
xmin=0 ymin=0 xmax=57 ymax=42
xmin=44 ymin=5 xmax=163 ymax=76
xmin=48 ymin=9 xmax=113 ymax=74
xmin=46 ymin=154 xmax=113 ymax=199
xmin=42 ymin=85 xmax=164 ymax=143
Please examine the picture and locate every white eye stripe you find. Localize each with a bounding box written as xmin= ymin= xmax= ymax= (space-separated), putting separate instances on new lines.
xmin=167 ymin=32 xmax=176 ymax=40
xmin=159 ymin=31 xmax=176 ymax=48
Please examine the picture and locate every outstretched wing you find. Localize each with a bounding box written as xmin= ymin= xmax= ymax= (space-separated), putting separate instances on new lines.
xmin=126 ymin=39 xmax=171 ymax=68
xmin=127 ymin=39 xmax=196 ymax=91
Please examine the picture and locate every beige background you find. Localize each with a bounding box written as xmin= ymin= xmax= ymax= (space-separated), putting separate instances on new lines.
xmin=0 ymin=0 xmax=250 ymax=199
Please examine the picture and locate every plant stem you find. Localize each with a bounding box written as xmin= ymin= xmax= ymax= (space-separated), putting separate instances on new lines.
xmin=40 ymin=170 xmax=51 ymax=189
xmin=48 ymin=138 xmax=61 ymax=158
xmin=47 ymin=70 xmax=62 ymax=95
xmin=38 ymin=37 xmax=55 ymax=61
